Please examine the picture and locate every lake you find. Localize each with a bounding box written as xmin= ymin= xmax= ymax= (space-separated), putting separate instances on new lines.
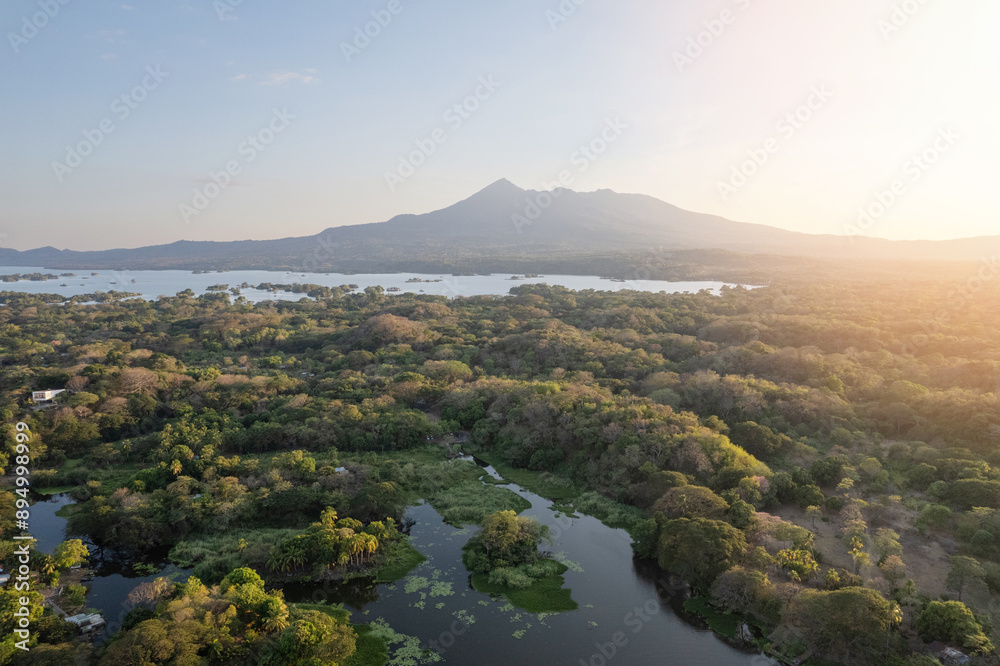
xmin=0 ymin=265 xmax=745 ymax=302
xmin=282 ymin=458 xmax=771 ymax=665
xmin=29 ymin=460 xmax=774 ymax=664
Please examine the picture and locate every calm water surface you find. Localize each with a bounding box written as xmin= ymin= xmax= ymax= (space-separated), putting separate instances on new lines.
xmin=284 ymin=461 xmax=767 ymax=666
xmin=31 ymin=467 xmax=768 ymax=664
xmin=0 ymin=265 xmax=745 ymax=302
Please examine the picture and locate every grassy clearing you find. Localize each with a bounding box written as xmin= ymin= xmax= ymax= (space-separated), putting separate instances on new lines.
xmin=426 ymin=481 xmax=531 ymax=526
xmin=379 ymin=445 xmax=450 ymax=466
xmin=291 ymin=602 xmax=351 ymax=623
xmin=344 ymin=624 xmax=389 ymax=666
xmin=555 ymin=491 xmax=645 ymax=531
xmin=468 ymin=449 xmax=578 ymax=501
xmin=683 ymin=596 xmax=739 ymax=639
xmin=471 ymin=561 xmax=578 ymax=613
xmin=374 ymin=539 xmax=427 ymax=583
xmin=169 ymin=528 xmax=298 ymax=584
xmin=54 ymin=503 xmax=81 ymax=519
xmin=34 ymin=485 xmax=78 ymax=496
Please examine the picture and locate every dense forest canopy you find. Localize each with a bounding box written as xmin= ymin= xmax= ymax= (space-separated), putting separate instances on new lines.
xmin=2 ymin=260 xmax=1000 ymax=664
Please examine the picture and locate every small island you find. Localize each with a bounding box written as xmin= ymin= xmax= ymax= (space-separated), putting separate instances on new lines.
xmin=462 ymin=510 xmax=576 ymax=613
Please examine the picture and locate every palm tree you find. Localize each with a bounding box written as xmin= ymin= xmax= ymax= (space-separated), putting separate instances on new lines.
xmin=888 ymin=602 xmax=902 ymax=628
xmin=886 ymin=602 xmax=903 ymax=652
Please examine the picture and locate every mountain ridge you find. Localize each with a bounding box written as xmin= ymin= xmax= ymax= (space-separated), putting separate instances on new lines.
xmin=2 ymin=180 xmax=998 ymax=273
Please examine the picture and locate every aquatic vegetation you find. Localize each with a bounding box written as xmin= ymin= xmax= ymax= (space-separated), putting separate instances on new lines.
xmin=471 ymin=561 xmax=578 ymax=614
xmin=427 ymin=479 xmax=531 ymax=526
xmin=429 ymin=581 xmax=454 ymax=597
xmin=553 ymin=553 xmax=584 ymax=573
xmin=404 ymin=575 xmax=430 ymax=594
xmin=375 ymin=540 xmax=428 ymax=583
xmin=367 ymin=618 xmax=443 ymax=665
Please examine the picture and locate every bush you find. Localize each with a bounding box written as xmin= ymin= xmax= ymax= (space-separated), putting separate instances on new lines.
xmin=487 ymin=567 xmax=534 ymax=589
xmin=62 ymin=585 xmax=86 ymax=608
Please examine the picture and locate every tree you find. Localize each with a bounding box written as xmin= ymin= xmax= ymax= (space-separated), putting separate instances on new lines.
xmin=945 ymin=556 xmax=985 ymax=601
xmin=849 ymin=536 xmax=870 ymax=574
xmin=950 ymin=478 xmax=1000 ymax=510
xmin=99 ymin=620 xmax=177 ymax=664
xmin=118 ymin=367 xmax=160 ymax=394
xmin=728 ymin=499 xmax=755 ymax=529
xmin=654 ymin=485 xmax=729 ymax=520
xmin=916 ymin=601 xmax=993 ymax=653
xmin=872 ymin=529 xmax=902 ymax=563
xmin=783 ymin=587 xmax=895 ymax=665
xmin=656 ymin=518 xmax=747 ymax=591
xmin=775 ymin=549 xmax=819 ymax=582
xmin=464 ymin=510 xmax=548 ymax=573
xmin=263 ymin=610 xmax=356 ymax=665
xmin=711 ymin=566 xmax=774 ymax=617
xmin=126 ymin=577 xmax=173 ymax=610
xmin=919 ymin=504 xmax=952 ymax=530
xmin=0 ymin=587 xmax=45 ymax=639
xmin=805 ymin=505 xmax=822 ymax=529
xmin=53 ymin=539 xmax=89 ymax=570
xmin=878 ymin=555 xmax=907 ymax=591
xmin=729 ymin=421 xmax=782 ymax=459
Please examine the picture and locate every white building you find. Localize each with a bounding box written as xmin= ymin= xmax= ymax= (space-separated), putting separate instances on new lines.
xmin=65 ymin=613 xmax=106 ymax=632
xmin=32 ymin=389 xmax=66 ymax=402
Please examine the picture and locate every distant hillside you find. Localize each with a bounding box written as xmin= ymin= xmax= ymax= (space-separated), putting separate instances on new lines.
xmin=2 ymin=179 xmax=997 ymax=276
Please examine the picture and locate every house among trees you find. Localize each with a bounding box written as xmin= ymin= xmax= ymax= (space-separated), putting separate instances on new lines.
xmin=32 ymin=389 xmax=65 ymax=402
xmin=927 ymin=643 xmax=971 ymax=665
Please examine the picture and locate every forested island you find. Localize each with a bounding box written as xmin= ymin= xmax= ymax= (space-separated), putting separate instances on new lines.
xmin=2 ymin=262 xmax=1000 ymax=664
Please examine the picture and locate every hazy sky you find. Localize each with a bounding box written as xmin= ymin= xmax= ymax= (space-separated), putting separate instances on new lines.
xmin=1 ymin=0 xmax=998 ymax=251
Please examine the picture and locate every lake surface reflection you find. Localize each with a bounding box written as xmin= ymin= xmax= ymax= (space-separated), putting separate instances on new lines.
xmin=0 ymin=265 xmax=745 ymax=302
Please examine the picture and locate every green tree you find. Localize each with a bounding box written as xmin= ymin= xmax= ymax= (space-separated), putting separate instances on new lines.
xmin=775 ymin=548 xmax=819 ymax=582
xmin=872 ymin=528 xmax=902 ymax=563
xmin=916 ymin=601 xmax=993 ymax=653
xmin=53 ymin=539 xmax=89 ymax=570
xmin=919 ymin=504 xmax=952 ymax=530
xmin=464 ymin=510 xmax=548 ymax=572
xmin=262 ymin=610 xmax=357 ymax=665
xmin=945 ymin=556 xmax=985 ymax=601
xmin=784 ymin=587 xmax=895 ymax=665
xmin=805 ymin=505 xmax=822 ymax=529
xmin=656 ymin=518 xmax=747 ymax=591
xmin=654 ymin=485 xmax=730 ymax=520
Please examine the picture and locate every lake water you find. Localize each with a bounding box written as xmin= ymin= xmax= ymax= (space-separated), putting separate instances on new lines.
xmin=0 ymin=265 xmax=743 ymax=302
xmin=27 ymin=493 xmax=187 ymax=639
xmin=30 ymin=463 xmax=772 ymax=664
xmin=282 ymin=459 xmax=770 ymax=665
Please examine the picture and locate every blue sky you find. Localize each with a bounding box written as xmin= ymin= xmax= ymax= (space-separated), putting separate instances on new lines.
xmin=1 ymin=0 xmax=998 ymax=251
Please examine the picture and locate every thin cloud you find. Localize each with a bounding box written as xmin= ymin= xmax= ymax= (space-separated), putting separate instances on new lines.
xmin=230 ymin=69 xmax=320 ymax=86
